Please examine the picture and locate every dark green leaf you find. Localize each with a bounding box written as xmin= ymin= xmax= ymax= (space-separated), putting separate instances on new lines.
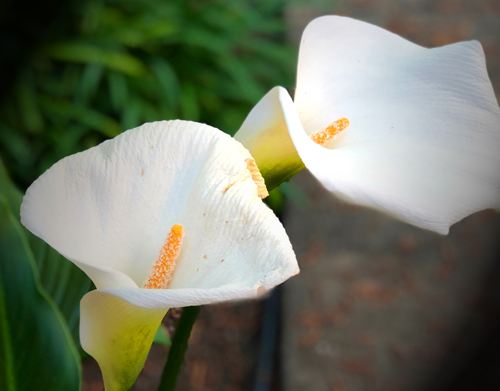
xmin=76 ymin=63 xmax=105 ymax=105
xmin=40 ymin=97 xmax=122 ymax=137
xmin=15 ymin=70 xmax=44 ymax=134
xmin=153 ymin=324 xmax=172 ymax=347
xmin=29 ymin=237 xmax=92 ymax=352
xmin=0 ymin=159 xmax=22 ymax=216
xmin=1 ymin=0 xmax=296 ymax=191
xmin=180 ymin=84 xmax=200 ymax=121
xmin=45 ymin=42 xmax=148 ymax=77
xmin=108 ymin=71 xmax=129 ymax=110
xmin=265 ymin=187 xmax=284 ymax=214
xmin=0 ymin=196 xmax=81 ymax=391
xmin=150 ymin=57 xmax=179 ymax=111
xmin=0 ymin=123 xmax=34 ymax=168
xmin=0 ymin=158 xmax=92 ymax=353
xmin=280 ymin=182 xmax=312 ymax=210
xmin=121 ymin=97 xmax=142 ymax=130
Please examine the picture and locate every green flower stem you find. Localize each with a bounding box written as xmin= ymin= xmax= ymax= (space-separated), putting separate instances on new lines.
xmin=158 ymin=306 xmax=200 ymax=391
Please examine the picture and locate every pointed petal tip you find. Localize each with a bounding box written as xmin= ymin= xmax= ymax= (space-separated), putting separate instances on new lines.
xmin=80 ymin=290 xmax=166 ymax=391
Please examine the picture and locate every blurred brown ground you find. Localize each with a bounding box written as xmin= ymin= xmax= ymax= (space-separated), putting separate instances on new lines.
xmin=83 ymin=1 xmax=500 ymax=390
xmin=283 ymin=173 xmax=500 ymax=391
xmin=283 ymin=1 xmax=500 ymax=391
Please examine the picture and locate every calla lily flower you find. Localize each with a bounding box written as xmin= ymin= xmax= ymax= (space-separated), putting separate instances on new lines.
xmin=21 ymin=120 xmax=299 ymax=391
xmin=235 ymin=16 xmax=500 ymax=234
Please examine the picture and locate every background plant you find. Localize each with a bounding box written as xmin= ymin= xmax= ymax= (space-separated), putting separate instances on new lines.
xmin=1 ymin=0 xmax=295 ymax=189
xmin=0 ymin=0 xmax=295 ymax=389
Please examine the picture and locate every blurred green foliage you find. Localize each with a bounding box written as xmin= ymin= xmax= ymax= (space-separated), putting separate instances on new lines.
xmin=0 ymin=157 xmax=92 ymax=357
xmin=0 ymin=169 xmax=81 ymax=391
xmin=0 ymin=0 xmax=296 ymax=189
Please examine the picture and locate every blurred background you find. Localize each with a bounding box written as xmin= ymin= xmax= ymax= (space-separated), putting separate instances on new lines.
xmin=1 ymin=0 xmax=499 ymax=391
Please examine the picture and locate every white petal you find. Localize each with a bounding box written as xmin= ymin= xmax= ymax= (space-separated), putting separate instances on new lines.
xmin=100 ymin=280 xmax=276 ymax=309
xmin=72 ymin=260 xmax=138 ymax=289
xmin=293 ymin=16 xmax=500 ymax=233
xmin=80 ymin=290 xmax=166 ymax=391
xmin=21 ymin=120 xmax=298 ymax=289
xmin=235 ymin=87 xmax=305 ymax=190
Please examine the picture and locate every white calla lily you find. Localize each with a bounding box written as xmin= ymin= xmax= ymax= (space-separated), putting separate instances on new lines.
xmin=21 ymin=120 xmax=298 ymax=391
xmin=235 ymin=16 xmax=500 ymax=234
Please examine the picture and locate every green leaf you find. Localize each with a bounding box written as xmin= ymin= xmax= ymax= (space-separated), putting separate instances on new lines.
xmin=0 ymin=159 xmax=23 ymax=216
xmin=0 ymin=158 xmax=92 ymax=353
xmin=30 ymin=237 xmax=92 ymax=352
xmin=180 ymin=84 xmax=199 ymax=121
xmin=45 ymin=42 xmax=148 ymax=77
xmin=265 ymin=187 xmax=284 ymax=214
xmin=280 ymin=182 xmax=312 ymax=210
xmin=150 ymin=57 xmax=179 ymax=111
xmin=108 ymin=72 xmax=129 ymax=111
xmin=0 ymin=196 xmax=81 ymax=391
xmin=76 ymin=63 xmax=105 ymax=105
xmin=15 ymin=70 xmax=44 ymax=134
xmin=40 ymin=97 xmax=122 ymax=138
xmin=153 ymin=324 xmax=172 ymax=347
xmin=120 ymin=97 xmax=142 ymax=130
xmin=0 ymin=123 xmax=34 ymax=168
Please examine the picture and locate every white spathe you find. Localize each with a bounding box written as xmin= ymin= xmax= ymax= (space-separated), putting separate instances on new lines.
xmin=238 ymin=16 xmax=500 ymax=234
xmin=21 ymin=120 xmax=298 ymax=391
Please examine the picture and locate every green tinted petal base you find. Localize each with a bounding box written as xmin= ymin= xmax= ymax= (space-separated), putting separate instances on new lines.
xmin=235 ymin=87 xmax=305 ymax=191
xmin=80 ymin=290 xmax=167 ymax=391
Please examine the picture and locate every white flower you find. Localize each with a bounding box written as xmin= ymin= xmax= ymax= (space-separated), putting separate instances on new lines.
xmin=235 ymin=16 xmax=500 ymax=234
xmin=21 ymin=120 xmax=298 ymax=391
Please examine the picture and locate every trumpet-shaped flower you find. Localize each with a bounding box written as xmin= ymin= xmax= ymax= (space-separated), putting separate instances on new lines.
xmin=235 ymin=16 xmax=500 ymax=234
xmin=21 ymin=120 xmax=298 ymax=391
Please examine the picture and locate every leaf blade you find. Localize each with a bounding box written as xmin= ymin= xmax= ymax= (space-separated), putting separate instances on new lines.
xmin=0 ymin=196 xmax=81 ymax=391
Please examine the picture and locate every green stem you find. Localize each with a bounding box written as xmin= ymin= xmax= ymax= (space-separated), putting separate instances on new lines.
xmin=158 ymin=306 xmax=200 ymax=391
